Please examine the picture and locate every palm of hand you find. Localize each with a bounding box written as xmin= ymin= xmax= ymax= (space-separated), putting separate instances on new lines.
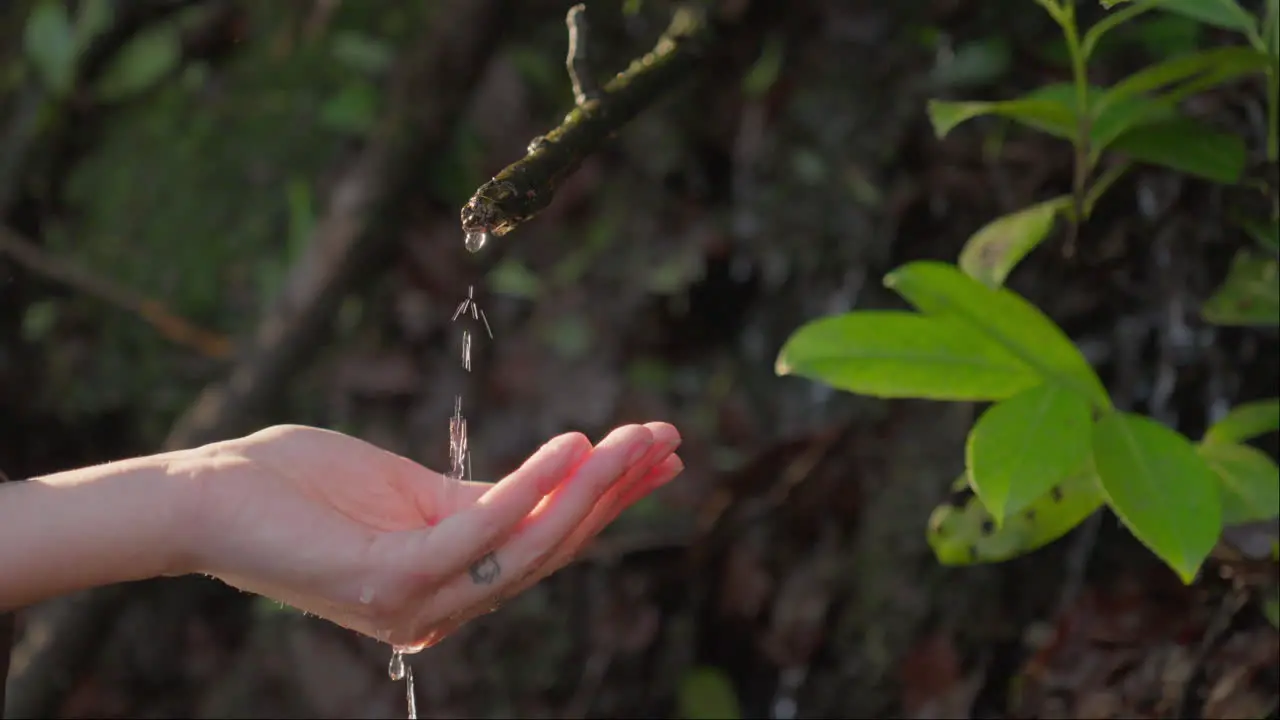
xmin=191 ymin=423 xmax=682 ymax=649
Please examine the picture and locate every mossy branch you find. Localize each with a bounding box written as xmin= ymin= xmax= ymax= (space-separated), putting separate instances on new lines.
xmin=460 ymin=5 xmax=716 ymax=240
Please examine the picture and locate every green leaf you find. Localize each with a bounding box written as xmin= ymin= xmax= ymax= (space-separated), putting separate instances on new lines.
xmin=1092 ymin=412 xmax=1222 ymax=583
xmin=1132 ymin=14 xmax=1206 ymax=58
xmin=94 ymin=24 xmax=182 ymax=101
xmin=1203 ymin=398 xmax=1280 ymax=445
xmin=678 ymin=667 xmax=743 ymax=720
xmin=926 ymin=92 xmax=1076 ymax=140
xmin=487 ymin=258 xmax=543 ymax=299
xmin=958 ymin=197 xmax=1070 ymax=288
xmin=1238 ymin=216 xmax=1280 ymax=253
xmin=1105 ymin=0 xmax=1259 ymax=34
xmin=928 ymin=470 xmax=1104 ymax=565
xmin=1097 ymin=47 xmax=1271 ymax=118
xmin=883 ymin=262 xmax=1111 ymax=409
xmin=929 ymin=37 xmax=1013 ymax=90
xmin=1090 ymin=94 xmax=1177 ymax=152
xmin=1197 ymin=441 xmax=1280 ymax=524
xmin=319 ymin=82 xmax=380 ymax=135
xmin=775 ymin=311 xmax=1042 ymax=401
xmin=74 ymin=0 xmax=114 ymax=49
xmin=23 ymin=0 xmax=78 ymax=97
xmin=742 ymin=34 xmax=786 ymax=98
xmin=1202 ymin=251 xmax=1280 ymax=326
xmin=330 ymin=31 xmax=394 ymax=74
xmin=966 ymin=383 xmax=1095 ymax=522
xmin=1108 ymin=117 xmax=1247 ymax=184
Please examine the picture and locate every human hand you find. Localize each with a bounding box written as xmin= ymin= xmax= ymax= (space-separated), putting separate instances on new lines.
xmin=182 ymin=423 xmax=682 ymax=649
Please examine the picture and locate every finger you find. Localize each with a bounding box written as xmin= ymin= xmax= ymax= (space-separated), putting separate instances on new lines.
xmin=403 ymin=434 xmax=680 ymax=646
xmin=374 ymin=431 xmax=592 ymax=580
xmin=523 ymin=454 xmax=684 ymax=585
xmin=508 ymin=422 xmax=679 ymax=582
xmin=448 ymin=423 xmax=678 ymax=510
xmin=404 ymin=424 xmax=655 ymax=633
xmin=451 ymin=454 xmax=686 ymax=623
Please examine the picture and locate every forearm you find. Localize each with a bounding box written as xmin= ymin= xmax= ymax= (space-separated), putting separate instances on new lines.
xmin=0 ymin=452 xmax=201 ymax=612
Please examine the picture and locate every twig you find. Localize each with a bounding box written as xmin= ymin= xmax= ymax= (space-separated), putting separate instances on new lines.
xmin=0 ymin=225 xmax=233 ymax=359
xmin=4 ymin=1 xmax=514 ymax=716
xmin=460 ymin=4 xmax=717 ymax=239
xmin=565 ymin=4 xmax=600 ymax=107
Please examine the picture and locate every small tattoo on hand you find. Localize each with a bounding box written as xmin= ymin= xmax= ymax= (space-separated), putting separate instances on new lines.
xmin=469 ymin=552 xmax=500 ymax=585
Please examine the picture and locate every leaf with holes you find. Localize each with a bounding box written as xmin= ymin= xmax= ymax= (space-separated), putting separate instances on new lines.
xmin=775 ymin=311 xmax=1042 ymax=401
xmin=967 ymin=383 xmax=1094 ymax=523
xmin=1203 ymin=398 xmax=1280 ymax=445
xmin=928 ymin=470 xmax=1104 ymax=565
xmin=1197 ymin=441 xmax=1280 ymax=525
xmin=883 ymin=262 xmax=1111 ymax=409
xmin=958 ymin=197 xmax=1070 ymax=288
xmin=1093 ymin=412 xmax=1221 ymax=583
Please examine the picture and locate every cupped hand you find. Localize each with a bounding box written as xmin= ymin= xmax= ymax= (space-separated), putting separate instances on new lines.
xmin=183 ymin=423 xmax=682 ymax=649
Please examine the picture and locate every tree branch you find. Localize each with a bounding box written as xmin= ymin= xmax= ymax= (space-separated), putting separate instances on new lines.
xmin=459 ymin=4 xmax=718 ymax=243
xmin=0 ymin=225 xmax=233 ymax=359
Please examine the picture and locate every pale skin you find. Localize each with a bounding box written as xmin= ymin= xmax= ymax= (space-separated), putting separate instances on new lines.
xmin=0 ymin=422 xmax=684 ymax=649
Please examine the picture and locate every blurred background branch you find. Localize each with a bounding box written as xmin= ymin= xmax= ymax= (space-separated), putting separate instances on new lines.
xmin=0 ymin=225 xmax=232 ymax=358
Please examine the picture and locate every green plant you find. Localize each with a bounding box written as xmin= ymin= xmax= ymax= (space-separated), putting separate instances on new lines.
xmin=22 ymin=0 xmax=186 ymax=103
xmin=776 ymin=0 xmax=1280 ymax=584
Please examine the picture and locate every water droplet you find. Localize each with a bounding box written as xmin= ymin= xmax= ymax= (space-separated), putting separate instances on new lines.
xmin=394 ymin=642 xmax=427 ymax=655
xmin=388 ymin=650 xmax=405 ymax=681
xmin=464 ymin=229 xmax=490 ymax=253
xmin=359 ymin=585 xmax=375 ymax=605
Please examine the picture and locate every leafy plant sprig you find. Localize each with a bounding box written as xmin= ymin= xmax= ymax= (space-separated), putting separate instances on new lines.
xmin=778 ymin=0 xmax=1280 ymax=583
xmin=777 ymin=261 xmax=1279 ymax=583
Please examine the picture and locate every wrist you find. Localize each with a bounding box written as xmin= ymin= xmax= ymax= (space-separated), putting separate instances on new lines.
xmin=163 ymin=441 xmax=255 ymax=578
xmin=0 ymin=450 xmax=205 ymax=610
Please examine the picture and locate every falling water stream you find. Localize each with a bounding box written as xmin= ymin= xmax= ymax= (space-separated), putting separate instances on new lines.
xmin=388 ymin=255 xmax=492 ymax=717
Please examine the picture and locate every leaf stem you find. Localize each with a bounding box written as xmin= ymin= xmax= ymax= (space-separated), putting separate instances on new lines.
xmin=1048 ymin=1 xmax=1092 ymax=255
